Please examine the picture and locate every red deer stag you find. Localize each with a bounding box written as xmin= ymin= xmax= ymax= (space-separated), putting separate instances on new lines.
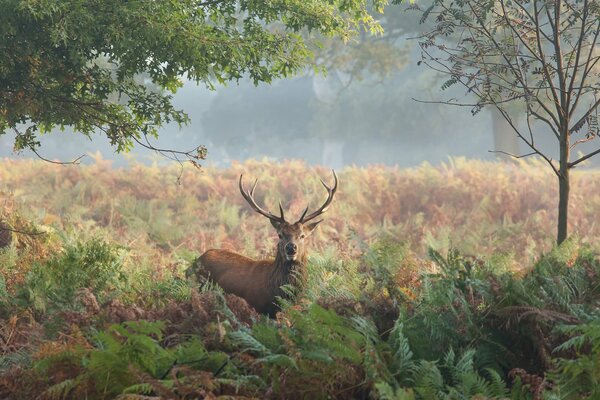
xmin=188 ymin=171 xmax=338 ymax=317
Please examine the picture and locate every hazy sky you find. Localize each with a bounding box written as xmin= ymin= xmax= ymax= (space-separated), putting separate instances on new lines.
xmin=0 ymin=67 xmax=501 ymax=169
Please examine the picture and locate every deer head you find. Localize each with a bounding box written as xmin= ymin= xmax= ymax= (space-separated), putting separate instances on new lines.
xmin=239 ymin=170 xmax=338 ymax=263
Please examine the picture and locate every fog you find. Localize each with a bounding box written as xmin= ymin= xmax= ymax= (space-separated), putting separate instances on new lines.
xmin=3 ymin=34 xmax=599 ymax=169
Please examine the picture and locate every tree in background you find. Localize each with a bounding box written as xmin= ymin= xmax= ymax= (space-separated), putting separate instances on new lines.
xmin=417 ymin=0 xmax=600 ymax=244
xmin=0 ymin=0 xmax=382 ymax=164
xmin=200 ymin=5 xmax=492 ymax=167
xmin=314 ymin=3 xmax=518 ymax=162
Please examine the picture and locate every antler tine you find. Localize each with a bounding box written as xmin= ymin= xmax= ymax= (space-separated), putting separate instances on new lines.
xmin=239 ymin=174 xmax=286 ymax=223
xmin=278 ymin=201 xmax=286 ymax=221
xmin=299 ymin=206 xmax=309 ymax=222
xmin=297 ymin=170 xmax=338 ymax=223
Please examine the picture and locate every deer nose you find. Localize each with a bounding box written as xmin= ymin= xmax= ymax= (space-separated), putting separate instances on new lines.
xmin=285 ymin=242 xmax=297 ymax=255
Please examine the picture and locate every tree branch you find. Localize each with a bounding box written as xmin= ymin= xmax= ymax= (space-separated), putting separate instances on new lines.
xmin=533 ymin=0 xmax=563 ymax=123
xmin=12 ymin=127 xmax=85 ymax=165
xmin=569 ymin=96 xmax=600 ymax=133
xmin=565 ymin=0 xmax=589 ymax=107
xmin=488 ymin=150 xmax=537 ymax=159
xmin=568 ymin=147 xmax=600 ymax=168
xmin=569 ymin=20 xmax=600 ymax=118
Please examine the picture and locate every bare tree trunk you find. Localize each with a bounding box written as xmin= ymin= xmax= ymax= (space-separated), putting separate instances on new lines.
xmin=557 ymin=134 xmax=570 ymax=245
xmin=491 ymin=108 xmax=520 ymax=158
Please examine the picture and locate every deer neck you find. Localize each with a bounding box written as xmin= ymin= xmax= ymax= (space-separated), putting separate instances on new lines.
xmin=270 ymin=252 xmax=308 ymax=297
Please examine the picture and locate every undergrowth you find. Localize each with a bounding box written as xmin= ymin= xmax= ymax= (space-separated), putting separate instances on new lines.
xmin=0 ymin=225 xmax=597 ymax=399
xmin=0 ymin=159 xmax=599 ymax=399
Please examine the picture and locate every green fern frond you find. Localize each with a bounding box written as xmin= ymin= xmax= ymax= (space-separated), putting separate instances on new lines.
xmin=484 ymin=368 xmax=509 ymax=397
xmin=254 ymin=354 xmax=298 ymax=369
xmin=42 ymin=378 xmax=77 ymax=400
xmin=229 ymin=329 xmax=271 ymax=356
xmin=375 ymin=381 xmax=416 ymax=400
xmin=122 ymin=382 xmax=155 ymax=395
xmin=387 ymin=321 xmax=416 ymax=384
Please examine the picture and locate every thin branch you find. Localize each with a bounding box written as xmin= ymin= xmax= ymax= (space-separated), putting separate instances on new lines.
xmin=471 ymin=0 xmax=562 ymax=128
xmin=12 ymin=127 xmax=85 ymax=165
xmin=30 ymin=148 xmax=85 ymax=165
xmin=533 ymin=0 xmax=563 ymax=122
xmin=568 ymin=147 xmax=600 ymax=168
xmin=411 ymin=96 xmax=523 ymax=107
xmin=569 ymin=20 xmax=600 ymax=118
xmin=493 ymin=103 xmax=560 ymax=176
xmin=570 ymin=133 xmax=596 ymax=148
xmin=565 ymin=0 xmax=589 ymax=107
xmin=0 ymin=226 xmax=46 ymax=237
xmin=551 ymin=0 xmax=567 ymax=127
xmin=570 ymin=97 xmax=600 ymax=133
xmin=131 ymin=135 xmax=207 ymax=183
xmin=529 ymin=109 xmax=560 ymax=138
xmin=488 ymin=150 xmax=538 ymax=159
xmin=132 ymin=134 xmax=206 ymax=164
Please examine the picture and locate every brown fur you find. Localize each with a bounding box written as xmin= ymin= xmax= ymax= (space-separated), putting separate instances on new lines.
xmin=195 ymin=247 xmax=307 ymax=316
xmin=192 ymin=222 xmax=317 ymax=317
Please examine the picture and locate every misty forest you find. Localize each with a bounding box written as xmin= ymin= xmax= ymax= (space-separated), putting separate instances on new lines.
xmin=2 ymin=0 xmax=600 ymax=399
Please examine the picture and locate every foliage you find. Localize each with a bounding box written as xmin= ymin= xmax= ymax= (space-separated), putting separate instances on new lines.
xmin=32 ymin=320 xmax=254 ymax=399
xmin=4 ymin=157 xmax=600 ymax=263
xmin=0 ymin=159 xmax=599 ymax=398
xmin=548 ymin=320 xmax=600 ymax=399
xmin=0 ymin=0 xmax=382 ymax=160
xmin=228 ymin=304 xmax=511 ymax=399
xmin=17 ymin=237 xmax=127 ymax=314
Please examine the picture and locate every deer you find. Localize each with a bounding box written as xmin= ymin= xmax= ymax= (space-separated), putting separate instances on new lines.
xmin=187 ymin=170 xmax=338 ymax=317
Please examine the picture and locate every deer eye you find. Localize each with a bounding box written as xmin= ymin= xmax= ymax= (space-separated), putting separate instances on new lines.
xmin=300 ymin=234 xmax=306 ymax=239
xmin=278 ymin=233 xmax=283 ymax=239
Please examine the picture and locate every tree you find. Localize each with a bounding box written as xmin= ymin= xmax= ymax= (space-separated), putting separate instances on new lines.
xmin=416 ymin=0 xmax=600 ymax=244
xmin=0 ymin=0 xmax=382 ymax=164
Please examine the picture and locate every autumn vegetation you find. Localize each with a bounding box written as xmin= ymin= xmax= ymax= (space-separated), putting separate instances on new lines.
xmin=0 ymin=157 xmax=598 ymax=399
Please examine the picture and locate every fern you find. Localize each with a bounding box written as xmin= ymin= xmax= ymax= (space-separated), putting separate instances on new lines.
xmin=17 ymin=237 xmax=128 ymax=314
xmin=411 ymin=349 xmax=508 ymax=399
xmin=42 ymin=378 xmax=78 ymax=400
xmin=548 ymin=320 xmax=600 ymax=399
xmin=375 ymin=381 xmax=416 ymax=400
xmin=121 ymin=382 xmax=156 ymax=395
xmin=229 ymin=329 xmax=271 ymax=356
xmin=388 ymin=320 xmax=416 ymax=386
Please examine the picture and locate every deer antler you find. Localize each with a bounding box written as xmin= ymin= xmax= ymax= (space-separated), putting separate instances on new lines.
xmin=297 ymin=170 xmax=338 ymax=224
xmin=239 ymin=175 xmax=286 ymax=223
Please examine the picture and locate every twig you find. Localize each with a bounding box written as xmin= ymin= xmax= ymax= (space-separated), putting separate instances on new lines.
xmin=488 ymin=150 xmax=537 ymax=159
xmin=12 ymin=127 xmax=85 ymax=165
xmin=0 ymin=226 xmax=46 ymax=236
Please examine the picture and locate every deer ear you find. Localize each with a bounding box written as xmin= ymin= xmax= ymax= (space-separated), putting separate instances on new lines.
xmin=305 ymin=219 xmax=323 ymax=236
xmin=270 ymin=219 xmax=282 ymax=230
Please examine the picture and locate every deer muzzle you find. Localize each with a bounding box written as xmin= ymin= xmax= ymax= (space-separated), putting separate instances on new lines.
xmin=285 ymin=242 xmax=298 ymax=260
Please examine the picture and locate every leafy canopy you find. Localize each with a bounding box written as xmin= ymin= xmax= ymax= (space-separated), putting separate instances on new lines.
xmin=0 ymin=0 xmax=384 ymax=158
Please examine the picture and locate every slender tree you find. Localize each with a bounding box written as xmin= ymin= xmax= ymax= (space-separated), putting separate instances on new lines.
xmin=0 ymin=0 xmax=382 ymax=164
xmin=416 ymin=0 xmax=600 ymax=244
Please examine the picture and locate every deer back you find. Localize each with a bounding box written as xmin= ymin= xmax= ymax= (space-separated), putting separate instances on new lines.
xmin=194 ymin=249 xmax=278 ymax=314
